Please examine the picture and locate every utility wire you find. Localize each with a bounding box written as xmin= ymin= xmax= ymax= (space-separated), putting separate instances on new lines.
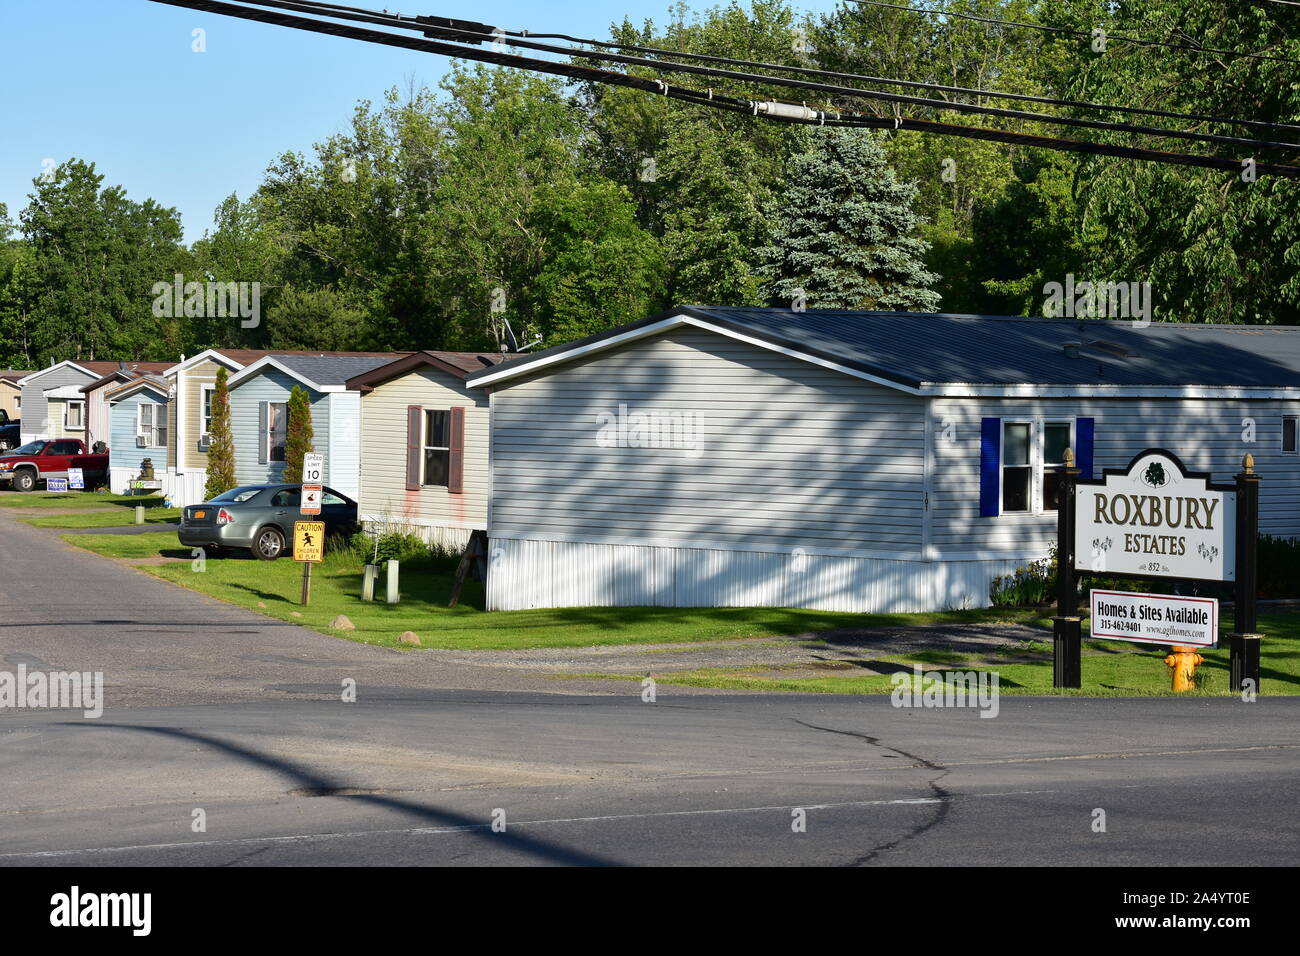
xmin=141 ymin=0 xmax=1300 ymax=178
xmin=847 ymin=0 xmax=1300 ymax=67
xmin=519 ymin=29 xmax=1300 ymax=135
xmin=218 ymin=0 xmax=1300 ymax=154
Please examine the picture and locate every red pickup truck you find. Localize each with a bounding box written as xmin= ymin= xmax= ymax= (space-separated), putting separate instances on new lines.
xmin=0 ymin=439 xmax=110 ymax=492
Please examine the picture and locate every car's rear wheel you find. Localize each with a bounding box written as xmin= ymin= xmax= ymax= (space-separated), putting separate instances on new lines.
xmin=254 ymin=526 xmax=286 ymax=561
xmin=13 ymin=470 xmax=36 ymax=492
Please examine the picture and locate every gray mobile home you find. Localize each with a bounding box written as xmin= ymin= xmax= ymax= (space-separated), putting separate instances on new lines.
xmin=466 ymin=307 xmax=1300 ymax=613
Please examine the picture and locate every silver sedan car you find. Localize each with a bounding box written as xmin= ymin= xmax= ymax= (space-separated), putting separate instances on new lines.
xmin=178 ymin=484 xmax=358 ymax=560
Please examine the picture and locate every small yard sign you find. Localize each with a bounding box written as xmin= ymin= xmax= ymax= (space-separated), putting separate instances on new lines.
xmin=300 ymin=484 xmax=323 ymax=516
xmin=47 ymin=478 xmax=68 ymax=492
xmin=1090 ymin=590 xmax=1218 ymax=648
xmin=302 ymin=453 xmax=324 ymax=485
xmin=293 ymin=521 xmax=325 ymax=563
xmin=67 ymin=468 xmax=84 ymax=490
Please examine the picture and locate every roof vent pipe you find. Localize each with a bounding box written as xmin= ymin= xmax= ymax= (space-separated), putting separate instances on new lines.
xmin=1063 ymin=341 xmax=1082 ymax=359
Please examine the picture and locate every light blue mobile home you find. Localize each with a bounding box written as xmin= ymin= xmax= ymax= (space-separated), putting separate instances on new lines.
xmin=106 ymin=377 xmax=170 ymax=492
xmin=225 ymin=354 xmax=400 ymax=500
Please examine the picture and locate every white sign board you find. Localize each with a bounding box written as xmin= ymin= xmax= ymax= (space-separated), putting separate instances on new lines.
xmin=302 ymin=453 xmax=325 ymax=485
xmin=300 ymin=484 xmax=323 ymax=516
xmin=67 ymin=468 xmax=84 ymax=490
xmin=1074 ymin=451 xmax=1235 ymax=581
xmin=1090 ymin=589 xmax=1218 ymax=648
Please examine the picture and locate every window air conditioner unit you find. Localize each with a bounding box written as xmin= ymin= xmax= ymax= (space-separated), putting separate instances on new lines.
xmin=197 ymin=435 xmax=211 ymax=452
xmin=136 ymin=435 xmax=149 ymax=448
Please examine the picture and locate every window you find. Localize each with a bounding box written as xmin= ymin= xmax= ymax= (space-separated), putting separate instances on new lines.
xmin=137 ymin=402 xmax=167 ymax=447
xmin=1001 ymin=422 xmax=1031 ymax=513
xmin=201 ymin=385 xmax=216 ymax=436
xmin=65 ymin=400 xmax=85 ymax=430
xmin=1042 ymin=422 xmax=1072 ymax=511
xmin=264 ymin=402 xmax=288 ymax=462
xmin=423 ymin=409 xmax=450 ymax=487
xmin=1284 ymin=416 xmax=1298 ymax=454
xmin=270 ymin=489 xmax=301 ymax=508
xmin=322 ymin=491 xmax=347 ymax=506
xmin=49 ymin=440 xmax=81 ymax=455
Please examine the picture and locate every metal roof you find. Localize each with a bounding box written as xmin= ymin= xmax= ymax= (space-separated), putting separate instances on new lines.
xmin=270 ymin=353 xmax=402 ymax=387
xmin=467 ymin=307 xmax=1300 ymax=391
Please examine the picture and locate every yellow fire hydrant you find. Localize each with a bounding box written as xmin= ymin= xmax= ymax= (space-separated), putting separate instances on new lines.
xmin=1164 ymin=645 xmax=1204 ymax=692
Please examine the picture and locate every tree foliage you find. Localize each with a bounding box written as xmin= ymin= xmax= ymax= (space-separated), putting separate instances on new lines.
xmin=282 ymin=385 xmax=314 ymax=485
xmin=203 ymin=366 xmax=237 ymax=501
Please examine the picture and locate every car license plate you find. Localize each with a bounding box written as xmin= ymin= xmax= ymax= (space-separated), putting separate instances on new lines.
xmin=194 ymin=510 xmax=206 ymax=519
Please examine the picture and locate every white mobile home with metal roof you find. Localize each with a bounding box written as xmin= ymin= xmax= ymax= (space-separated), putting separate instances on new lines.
xmin=466 ymin=307 xmax=1300 ymax=613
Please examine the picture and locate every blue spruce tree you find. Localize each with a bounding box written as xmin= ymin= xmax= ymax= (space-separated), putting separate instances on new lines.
xmin=759 ymin=128 xmax=941 ymax=311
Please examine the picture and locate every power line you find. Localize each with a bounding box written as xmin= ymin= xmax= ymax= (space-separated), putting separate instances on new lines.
xmin=218 ymin=0 xmax=1300 ymax=154
xmin=847 ymin=0 xmax=1300 ymax=67
xmin=519 ymin=29 xmax=1300 ymax=135
xmin=140 ymin=0 xmax=1300 ymax=179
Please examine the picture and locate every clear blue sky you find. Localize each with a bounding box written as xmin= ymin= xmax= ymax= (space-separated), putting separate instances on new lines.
xmin=1 ymin=0 xmax=842 ymax=243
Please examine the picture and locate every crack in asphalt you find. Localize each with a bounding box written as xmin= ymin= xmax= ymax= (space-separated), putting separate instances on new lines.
xmin=791 ymin=719 xmax=952 ymax=867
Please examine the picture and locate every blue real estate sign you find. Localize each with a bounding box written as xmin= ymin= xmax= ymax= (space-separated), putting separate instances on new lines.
xmin=67 ymin=468 xmax=84 ymax=490
xmin=47 ymin=478 xmax=68 ymax=492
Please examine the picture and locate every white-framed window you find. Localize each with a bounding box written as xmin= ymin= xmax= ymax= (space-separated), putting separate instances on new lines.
xmin=1284 ymin=416 xmax=1298 ymax=455
xmin=1041 ymin=421 xmax=1073 ymax=511
xmin=1002 ymin=418 xmax=1075 ymax=515
xmin=137 ymin=402 xmax=167 ymax=448
xmin=201 ymin=384 xmax=216 ymax=437
xmin=423 ymin=409 xmax=450 ymax=487
xmin=65 ymin=400 xmax=85 ymax=431
xmin=264 ymin=402 xmax=288 ymax=462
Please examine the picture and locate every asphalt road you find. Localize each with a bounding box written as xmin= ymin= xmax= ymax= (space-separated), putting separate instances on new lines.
xmin=1 ymin=509 xmax=1297 ymax=866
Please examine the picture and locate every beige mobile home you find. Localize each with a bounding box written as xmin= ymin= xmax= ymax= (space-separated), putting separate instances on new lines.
xmin=346 ymin=351 xmax=515 ymax=550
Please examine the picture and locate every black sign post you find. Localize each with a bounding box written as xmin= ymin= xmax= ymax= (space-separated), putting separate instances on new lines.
xmin=1054 ymin=450 xmax=1261 ymax=693
xmin=1053 ymin=449 xmax=1082 ymax=689
xmin=1231 ymin=456 xmax=1262 ymax=693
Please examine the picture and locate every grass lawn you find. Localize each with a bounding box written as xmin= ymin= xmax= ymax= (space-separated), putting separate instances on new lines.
xmin=57 ymin=528 xmax=1300 ymax=694
xmin=61 ymin=530 xmax=1051 ymax=650
xmin=23 ymin=508 xmax=181 ymax=528
xmin=0 ymin=490 xmax=169 ymax=510
xmin=564 ymin=611 xmax=1300 ymax=697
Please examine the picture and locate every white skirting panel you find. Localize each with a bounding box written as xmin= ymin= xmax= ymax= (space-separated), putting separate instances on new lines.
xmin=160 ymin=470 xmax=208 ymax=508
xmin=360 ymin=517 xmax=475 ymax=553
xmin=487 ymin=538 xmax=1027 ymax=614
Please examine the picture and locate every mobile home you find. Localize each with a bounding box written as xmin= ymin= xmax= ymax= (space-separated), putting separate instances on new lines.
xmin=466 ymin=307 xmax=1300 ymax=613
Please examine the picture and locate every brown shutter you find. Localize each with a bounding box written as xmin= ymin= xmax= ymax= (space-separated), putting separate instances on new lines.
xmin=406 ymin=405 xmax=422 ymax=491
xmin=448 ymin=406 xmax=465 ymax=495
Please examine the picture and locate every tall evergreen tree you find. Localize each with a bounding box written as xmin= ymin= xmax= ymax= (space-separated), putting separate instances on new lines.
xmin=203 ymin=367 xmax=237 ymax=501
xmin=759 ymin=128 xmax=941 ymax=312
xmin=282 ymin=385 xmax=314 ymax=484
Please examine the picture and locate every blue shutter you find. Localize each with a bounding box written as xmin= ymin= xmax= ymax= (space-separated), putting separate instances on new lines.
xmin=979 ymin=417 xmax=1001 ymax=517
xmin=1076 ymin=417 xmax=1095 ymax=479
xmin=257 ymin=402 xmax=268 ymax=464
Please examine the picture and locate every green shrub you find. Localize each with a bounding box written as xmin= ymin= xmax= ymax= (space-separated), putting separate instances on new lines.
xmin=1259 ymin=535 xmax=1300 ymax=599
xmin=990 ymin=546 xmax=1056 ymax=607
xmin=351 ymin=530 xmax=430 ymax=565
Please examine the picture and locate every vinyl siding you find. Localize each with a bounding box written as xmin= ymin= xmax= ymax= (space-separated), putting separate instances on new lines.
xmin=0 ymin=382 xmax=19 ymax=421
xmin=358 ymin=366 xmax=489 ymax=530
xmin=327 ymin=390 xmax=362 ymax=500
xmin=229 ymin=368 xmax=330 ymax=486
xmin=487 ymin=328 xmax=927 ymax=557
xmin=181 ymin=359 xmax=229 ymax=470
xmin=928 ymin=397 xmax=1300 ymax=557
xmin=110 ymin=392 xmax=169 ymax=475
xmin=20 ymin=367 xmax=96 ymax=442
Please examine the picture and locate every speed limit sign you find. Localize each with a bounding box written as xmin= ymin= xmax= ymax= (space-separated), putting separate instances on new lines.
xmin=302 ymin=453 xmax=324 ymax=484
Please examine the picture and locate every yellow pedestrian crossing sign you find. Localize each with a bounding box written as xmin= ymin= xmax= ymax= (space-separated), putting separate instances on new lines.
xmin=293 ymin=521 xmax=325 ymax=563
